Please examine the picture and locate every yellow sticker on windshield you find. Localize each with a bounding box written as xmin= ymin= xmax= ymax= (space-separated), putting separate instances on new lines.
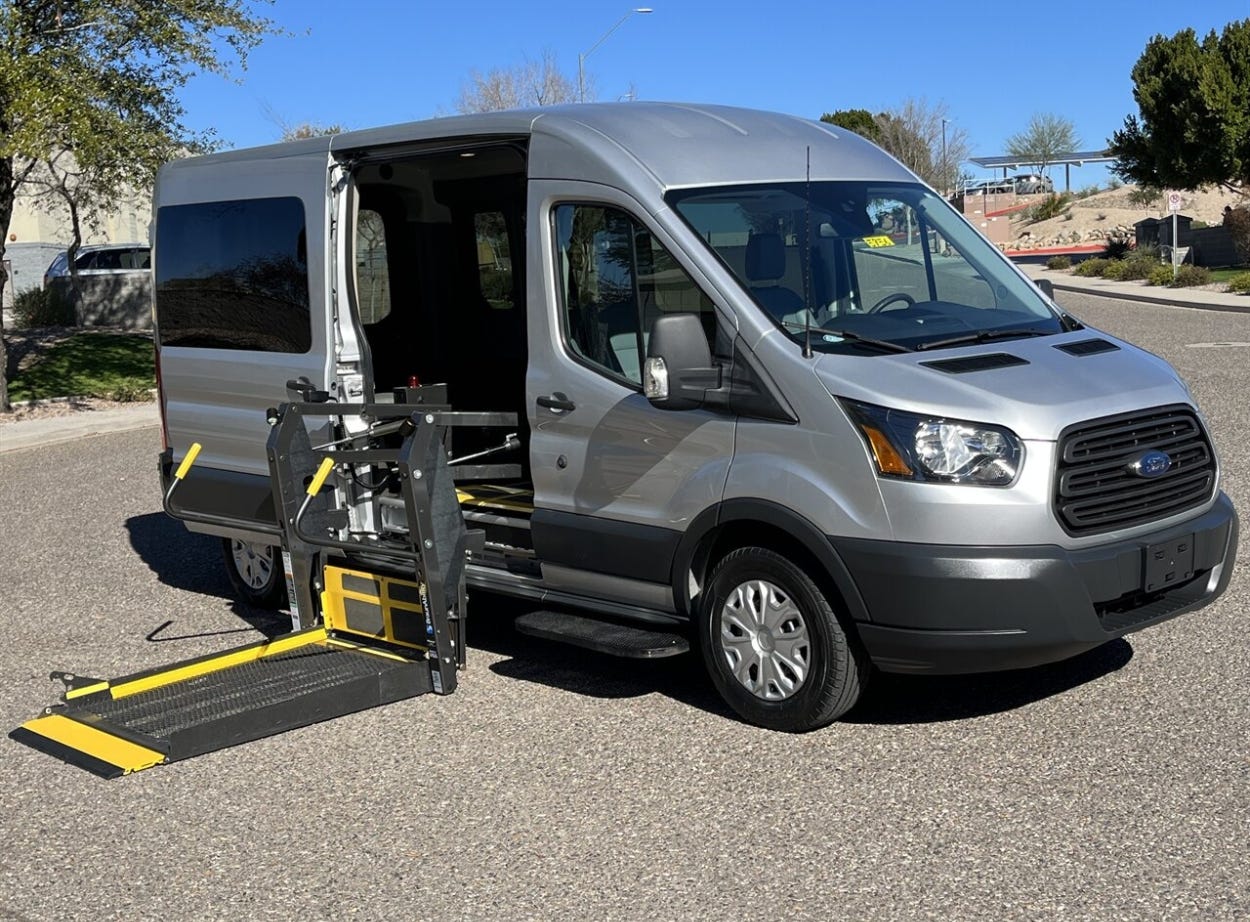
xmin=862 ymin=235 xmax=895 ymax=248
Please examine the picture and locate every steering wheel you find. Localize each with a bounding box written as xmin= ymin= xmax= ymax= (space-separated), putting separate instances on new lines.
xmin=867 ymin=292 xmax=917 ymax=313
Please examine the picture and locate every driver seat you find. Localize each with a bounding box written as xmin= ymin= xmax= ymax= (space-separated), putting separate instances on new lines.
xmin=745 ymin=233 xmax=807 ymax=324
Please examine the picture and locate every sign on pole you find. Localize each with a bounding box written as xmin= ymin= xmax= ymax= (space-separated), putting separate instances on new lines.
xmin=1167 ymin=191 xmax=1183 ymax=213
xmin=1166 ymin=192 xmax=1182 ymax=279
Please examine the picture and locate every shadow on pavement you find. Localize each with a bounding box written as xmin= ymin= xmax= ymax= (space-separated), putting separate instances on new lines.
xmin=844 ymin=638 xmax=1134 ymax=725
xmin=118 ymin=522 xmax=1136 ymax=727
xmin=124 ymin=512 xmax=290 ymax=639
xmin=471 ymin=592 xmax=1135 ymax=728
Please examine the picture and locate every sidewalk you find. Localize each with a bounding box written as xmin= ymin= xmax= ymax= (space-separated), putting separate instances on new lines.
xmin=1017 ymin=263 xmax=1250 ymax=313
xmin=0 ymin=403 xmax=159 ymax=454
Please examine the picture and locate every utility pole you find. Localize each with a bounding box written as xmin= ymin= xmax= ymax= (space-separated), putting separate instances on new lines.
xmin=578 ymin=8 xmax=653 ymax=104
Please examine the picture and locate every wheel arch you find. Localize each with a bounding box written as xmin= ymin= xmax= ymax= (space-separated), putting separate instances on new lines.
xmin=672 ymin=499 xmax=871 ymax=625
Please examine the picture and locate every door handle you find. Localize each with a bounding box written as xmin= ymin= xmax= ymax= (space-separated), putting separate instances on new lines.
xmin=537 ymin=392 xmax=576 ymax=412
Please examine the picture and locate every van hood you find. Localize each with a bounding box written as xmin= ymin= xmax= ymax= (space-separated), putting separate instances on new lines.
xmin=811 ymin=331 xmax=1193 ymax=441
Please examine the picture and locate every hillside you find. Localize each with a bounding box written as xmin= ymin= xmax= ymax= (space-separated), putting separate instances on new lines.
xmin=1004 ymin=185 xmax=1244 ymax=251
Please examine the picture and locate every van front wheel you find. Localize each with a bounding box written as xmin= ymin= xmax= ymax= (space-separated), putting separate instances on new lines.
xmin=222 ymin=538 xmax=287 ymax=609
xmin=700 ymin=547 xmax=866 ymax=732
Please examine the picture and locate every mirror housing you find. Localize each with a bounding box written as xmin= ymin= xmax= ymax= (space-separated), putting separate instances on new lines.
xmin=643 ymin=314 xmax=721 ymax=411
xmin=1035 ymin=278 xmax=1055 ymax=299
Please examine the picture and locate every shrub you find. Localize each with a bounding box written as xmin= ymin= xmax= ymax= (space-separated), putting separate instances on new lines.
xmin=1101 ymin=236 xmax=1133 ymax=260
xmin=1117 ymin=255 xmax=1158 ymax=281
xmin=1147 ymin=266 xmax=1174 ymax=286
xmin=1226 ymin=271 xmax=1250 ymax=294
xmin=1075 ymin=185 xmax=1101 ymax=199
xmin=1027 ymin=193 xmax=1072 ymax=222
xmin=1074 ymin=258 xmax=1111 ymax=277
xmin=12 ymin=286 xmax=74 ymax=328
xmin=1101 ymin=261 xmax=1129 ymax=280
xmin=1046 ymin=255 xmax=1071 ymax=270
xmin=1170 ymin=265 xmax=1211 ymax=287
xmin=1128 ymin=186 xmax=1161 ymax=207
xmin=1108 ymin=177 xmax=1123 ymax=191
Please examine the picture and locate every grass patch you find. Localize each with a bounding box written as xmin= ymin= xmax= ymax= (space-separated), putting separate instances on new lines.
xmin=1206 ymin=266 xmax=1250 ymax=285
xmin=9 ymin=332 xmax=155 ymax=403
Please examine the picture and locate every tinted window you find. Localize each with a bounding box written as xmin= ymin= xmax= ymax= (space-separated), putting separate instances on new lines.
xmin=554 ymin=203 xmax=716 ymax=385
xmin=155 ymin=197 xmax=311 ymax=352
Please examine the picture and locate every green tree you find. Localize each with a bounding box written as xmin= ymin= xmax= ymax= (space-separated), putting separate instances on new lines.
xmin=1005 ymin=112 xmax=1081 ymax=178
xmin=0 ymin=0 xmax=282 ymax=411
xmin=820 ymin=109 xmax=881 ymax=144
xmin=1109 ymin=19 xmax=1250 ymax=196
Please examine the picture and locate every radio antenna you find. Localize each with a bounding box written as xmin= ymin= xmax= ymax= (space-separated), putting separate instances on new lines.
xmin=802 ymin=145 xmax=814 ymax=360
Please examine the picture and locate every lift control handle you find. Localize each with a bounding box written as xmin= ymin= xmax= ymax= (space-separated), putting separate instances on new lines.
xmin=174 ymin=443 xmax=202 ymax=481
xmin=307 ymin=456 xmax=336 ymax=496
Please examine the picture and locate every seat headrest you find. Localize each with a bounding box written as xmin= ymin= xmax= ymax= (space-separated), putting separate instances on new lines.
xmin=745 ymin=233 xmax=786 ymax=283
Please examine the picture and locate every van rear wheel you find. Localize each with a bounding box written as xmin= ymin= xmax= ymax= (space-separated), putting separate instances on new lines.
xmin=222 ymin=538 xmax=287 ymax=609
xmin=700 ymin=547 xmax=866 ymax=732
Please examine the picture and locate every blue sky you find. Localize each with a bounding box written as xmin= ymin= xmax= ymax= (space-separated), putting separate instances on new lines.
xmin=180 ymin=0 xmax=1247 ymax=186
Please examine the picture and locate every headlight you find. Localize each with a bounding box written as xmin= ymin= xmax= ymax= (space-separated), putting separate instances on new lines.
xmin=843 ymin=400 xmax=1022 ymax=486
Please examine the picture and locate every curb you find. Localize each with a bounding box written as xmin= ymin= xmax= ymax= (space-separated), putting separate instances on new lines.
xmin=0 ymin=404 xmax=159 ymax=455
xmin=1044 ymin=277 xmax=1250 ymax=313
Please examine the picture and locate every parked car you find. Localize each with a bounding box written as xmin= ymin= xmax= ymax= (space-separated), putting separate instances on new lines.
xmin=43 ymin=243 xmax=150 ymax=287
xmin=1012 ymin=173 xmax=1053 ymax=194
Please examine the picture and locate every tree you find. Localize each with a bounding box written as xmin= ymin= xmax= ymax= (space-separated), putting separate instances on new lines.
xmin=1109 ymin=19 xmax=1250 ymax=196
xmin=456 ymin=50 xmax=579 ymax=113
xmin=281 ymin=123 xmax=345 ymax=142
xmin=820 ymin=109 xmax=881 ymax=144
xmin=0 ymin=0 xmax=281 ymax=411
xmin=1005 ymin=112 xmax=1081 ymax=178
xmin=821 ymin=100 xmax=969 ymax=193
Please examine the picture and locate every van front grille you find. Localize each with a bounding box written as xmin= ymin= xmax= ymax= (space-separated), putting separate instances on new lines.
xmin=1054 ymin=406 xmax=1215 ymax=535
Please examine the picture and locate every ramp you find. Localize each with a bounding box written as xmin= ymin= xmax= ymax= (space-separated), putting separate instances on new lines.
xmin=10 ymin=628 xmax=432 ymax=778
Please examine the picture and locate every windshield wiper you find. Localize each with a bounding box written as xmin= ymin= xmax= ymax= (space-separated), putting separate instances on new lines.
xmin=915 ymin=328 xmax=1052 ymax=352
xmin=818 ymin=329 xmax=913 ymax=354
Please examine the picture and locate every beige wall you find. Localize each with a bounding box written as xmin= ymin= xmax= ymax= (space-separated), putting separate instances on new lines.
xmin=5 ymin=162 xmax=152 ymax=248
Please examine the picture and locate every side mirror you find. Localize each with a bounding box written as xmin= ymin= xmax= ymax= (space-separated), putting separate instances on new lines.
xmin=1035 ymin=278 xmax=1055 ymax=299
xmin=643 ymin=314 xmax=721 ymax=411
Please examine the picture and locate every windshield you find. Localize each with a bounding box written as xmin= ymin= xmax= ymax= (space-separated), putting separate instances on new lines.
xmin=668 ymin=182 xmax=1066 ymax=354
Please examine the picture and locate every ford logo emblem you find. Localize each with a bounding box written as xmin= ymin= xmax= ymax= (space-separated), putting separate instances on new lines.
xmin=1128 ymin=450 xmax=1172 ymax=478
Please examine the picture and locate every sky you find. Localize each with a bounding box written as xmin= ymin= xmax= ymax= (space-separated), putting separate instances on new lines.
xmin=179 ymin=0 xmax=1248 ymax=188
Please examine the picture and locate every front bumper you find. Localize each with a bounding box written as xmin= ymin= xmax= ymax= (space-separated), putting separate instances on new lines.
xmin=834 ymin=492 xmax=1238 ymax=674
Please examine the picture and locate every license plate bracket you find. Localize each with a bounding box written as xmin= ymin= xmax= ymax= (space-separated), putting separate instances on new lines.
xmin=1143 ymin=534 xmax=1194 ymax=592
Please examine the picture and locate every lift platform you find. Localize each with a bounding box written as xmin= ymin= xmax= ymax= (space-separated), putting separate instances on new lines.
xmin=11 ymin=392 xmax=511 ymax=777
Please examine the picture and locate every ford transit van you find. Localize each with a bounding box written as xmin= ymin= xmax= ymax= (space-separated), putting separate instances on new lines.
xmin=154 ymin=103 xmax=1237 ymax=731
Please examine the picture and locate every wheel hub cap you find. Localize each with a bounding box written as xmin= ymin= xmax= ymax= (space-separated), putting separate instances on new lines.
xmin=719 ymin=578 xmax=810 ymax=701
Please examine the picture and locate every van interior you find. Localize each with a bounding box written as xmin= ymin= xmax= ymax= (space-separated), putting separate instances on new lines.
xmin=346 ymin=141 xmax=536 ymax=564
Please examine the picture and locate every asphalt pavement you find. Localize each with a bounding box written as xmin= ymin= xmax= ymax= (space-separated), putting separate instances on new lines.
xmin=0 ymin=292 xmax=1247 ymax=921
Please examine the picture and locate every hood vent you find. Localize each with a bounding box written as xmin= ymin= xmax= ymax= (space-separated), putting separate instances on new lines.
xmin=920 ymin=353 xmax=1028 ymax=374
xmin=1056 ymin=338 xmax=1120 ymax=357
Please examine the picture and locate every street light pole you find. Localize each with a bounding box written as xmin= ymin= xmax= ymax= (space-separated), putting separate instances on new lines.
xmin=941 ymin=117 xmax=949 ymax=195
xmin=578 ymin=7 xmax=653 ymax=104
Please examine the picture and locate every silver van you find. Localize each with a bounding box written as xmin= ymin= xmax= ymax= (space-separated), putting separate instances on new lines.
xmin=154 ymin=103 xmax=1238 ymax=731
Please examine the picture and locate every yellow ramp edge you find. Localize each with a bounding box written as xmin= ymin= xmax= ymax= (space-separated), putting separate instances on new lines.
xmin=14 ymin=714 xmax=166 ymax=778
xmin=108 ymin=628 xmax=327 ymax=700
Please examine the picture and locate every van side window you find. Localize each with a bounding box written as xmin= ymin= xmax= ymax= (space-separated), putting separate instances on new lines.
xmin=155 ymin=196 xmax=311 ymax=353
xmin=355 ymin=208 xmax=391 ymax=324
xmin=476 ymin=212 xmax=513 ymax=310
xmin=554 ymin=203 xmax=715 ymax=385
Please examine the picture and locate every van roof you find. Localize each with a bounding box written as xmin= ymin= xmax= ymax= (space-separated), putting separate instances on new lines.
xmin=165 ymin=103 xmax=914 ymax=190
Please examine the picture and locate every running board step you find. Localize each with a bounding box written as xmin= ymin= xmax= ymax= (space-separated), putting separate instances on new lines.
xmin=10 ymin=628 xmax=432 ymax=778
xmin=513 ymin=610 xmax=689 ymax=659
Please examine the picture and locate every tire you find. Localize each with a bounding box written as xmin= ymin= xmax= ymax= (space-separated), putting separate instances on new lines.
xmin=700 ymin=546 xmax=867 ymax=732
xmin=222 ymin=538 xmax=288 ymax=609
